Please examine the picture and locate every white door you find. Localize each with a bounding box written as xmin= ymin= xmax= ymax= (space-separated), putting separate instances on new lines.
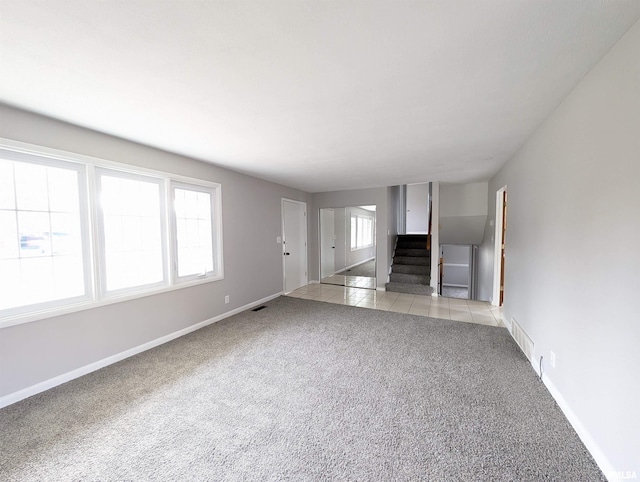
xmin=320 ymin=208 xmax=335 ymax=279
xmin=406 ymin=182 xmax=430 ymax=233
xmin=282 ymin=199 xmax=307 ymax=293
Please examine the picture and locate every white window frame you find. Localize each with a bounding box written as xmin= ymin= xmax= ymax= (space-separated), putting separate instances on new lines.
xmin=95 ymin=167 xmax=168 ymax=297
xmin=0 ymin=148 xmax=93 ymax=318
xmin=0 ymin=138 xmax=224 ymax=328
xmin=169 ymin=180 xmax=223 ymax=284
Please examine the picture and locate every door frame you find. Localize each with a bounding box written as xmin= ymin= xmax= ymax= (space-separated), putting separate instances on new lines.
xmin=281 ymin=198 xmax=308 ymax=293
xmin=492 ymin=186 xmax=507 ymax=306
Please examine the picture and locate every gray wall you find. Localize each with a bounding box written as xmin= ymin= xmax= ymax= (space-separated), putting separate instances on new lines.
xmin=387 ymin=185 xmax=401 ymax=282
xmin=439 ymin=182 xmax=488 ymax=245
xmin=309 ymin=188 xmax=392 ymax=289
xmin=0 ymin=105 xmax=309 ymax=398
xmin=477 ymin=20 xmax=640 ymax=474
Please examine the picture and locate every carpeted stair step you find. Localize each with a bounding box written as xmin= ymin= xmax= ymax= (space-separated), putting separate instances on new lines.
xmin=397 ymin=235 xmax=429 ymax=242
xmin=395 ymin=248 xmax=430 ymax=257
xmin=393 ymin=256 xmax=430 ymax=266
xmin=396 ymin=241 xmax=428 ymax=249
xmin=389 ymin=273 xmax=430 ymax=284
xmin=392 ymin=264 xmax=430 ymax=275
xmin=385 ymin=281 xmax=434 ymax=296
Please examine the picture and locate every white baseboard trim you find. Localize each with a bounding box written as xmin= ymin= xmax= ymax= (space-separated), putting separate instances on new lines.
xmin=537 ymin=369 xmax=616 ymax=480
xmin=518 ymin=340 xmax=615 ymax=481
xmin=502 ymin=316 xmax=513 ymax=331
xmin=0 ymin=292 xmax=283 ymax=409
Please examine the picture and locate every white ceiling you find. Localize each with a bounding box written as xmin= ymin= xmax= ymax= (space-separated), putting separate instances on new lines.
xmin=1 ymin=1 xmax=639 ymax=193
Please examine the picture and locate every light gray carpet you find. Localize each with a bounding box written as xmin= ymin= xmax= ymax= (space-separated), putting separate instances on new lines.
xmin=337 ymin=259 xmax=376 ymax=278
xmin=0 ymin=297 xmax=604 ymax=481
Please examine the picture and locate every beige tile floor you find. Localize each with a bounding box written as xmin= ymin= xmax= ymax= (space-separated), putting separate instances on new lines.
xmin=320 ymin=275 xmax=376 ymax=289
xmin=286 ymin=283 xmax=504 ymax=327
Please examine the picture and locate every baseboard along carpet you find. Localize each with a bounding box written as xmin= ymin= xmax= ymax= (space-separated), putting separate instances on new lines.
xmin=0 ymin=296 xmax=604 ymax=481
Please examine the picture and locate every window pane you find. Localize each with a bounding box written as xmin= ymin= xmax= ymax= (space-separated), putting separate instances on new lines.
xmin=100 ymin=173 xmax=164 ymax=292
xmin=174 ymin=187 xmax=214 ymax=278
xmin=18 ymin=211 xmax=51 ymax=257
xmin=0 ymin=211 xmax=19 ymax=259
xmin=53 ymin=255 xmax=85 ymax=300
xmin=351 ymin=216 xmax=357 ymax=249
xmin=48 ymin=166 xmax=79 ymax=212
xmin=0 ymin=160 xmax=15 ymax=209
xmin=0 ymin=157 xmax=87 ymax=314
xmin=0 ymin=259 xmax=21 ymax=310
xmin=50 ymin=212 xmax=81 ymax=256
xmin=357 ymin=217 xmax=365 ymax=248
xmin=14 ymin=162 xmax=49 ymax=211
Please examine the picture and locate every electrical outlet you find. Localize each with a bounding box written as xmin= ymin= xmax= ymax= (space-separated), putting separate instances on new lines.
xmin=550 ymin=351 xmax=556 ymax=368
xmin=224 ymin=295 xmax=230 ymax=304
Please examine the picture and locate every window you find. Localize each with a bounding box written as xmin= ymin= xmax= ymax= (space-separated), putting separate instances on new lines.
xmin=350 ymin=213 xmax=374 ymax=250
xmin=0 ymin=141 xmax=223 ymax=324
xmin=97 ymin=170 xmax=166 ymax=293
xmin=0 ymin=152 xmax=90 ymax=315
xmin=171 ymin=183 xmax=217 ymax=281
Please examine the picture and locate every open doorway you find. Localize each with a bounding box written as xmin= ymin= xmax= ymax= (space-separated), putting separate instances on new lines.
xmin=492 ymin=187 xmax=507 ymax=306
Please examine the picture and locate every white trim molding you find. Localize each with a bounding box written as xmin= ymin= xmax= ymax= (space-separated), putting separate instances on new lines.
xmin=492 ymin=185 xmax=507 ymax=307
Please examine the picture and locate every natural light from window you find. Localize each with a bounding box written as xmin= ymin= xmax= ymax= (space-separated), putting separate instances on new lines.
xmin=0 ymin=142 xmax=224 ymax=324
xmin=99 ymin=172 xmax=165 ymax=292
xmin=174 ymin=186 xmax=214 ymax=278
xmin=350 ymin=213 xmax=374 ymax=250
xmin=0 ymin=158 xmax=86 ymax=311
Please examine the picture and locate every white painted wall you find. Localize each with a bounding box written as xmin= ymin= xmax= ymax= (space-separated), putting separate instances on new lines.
xmin=439 ymin=182 xmax=488 ymax=245
xmin=0 ymin=105 xmax=309 ymax=400
xmin=477 ymin=20 xmax=640 ymax=476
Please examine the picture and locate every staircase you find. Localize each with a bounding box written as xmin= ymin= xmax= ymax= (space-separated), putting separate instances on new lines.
xmin=385 ymin=235 xmax=434 ymax=295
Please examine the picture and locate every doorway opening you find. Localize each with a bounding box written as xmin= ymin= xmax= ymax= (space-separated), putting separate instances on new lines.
xmin=492 ymin=187 xmax=507 ymax=306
